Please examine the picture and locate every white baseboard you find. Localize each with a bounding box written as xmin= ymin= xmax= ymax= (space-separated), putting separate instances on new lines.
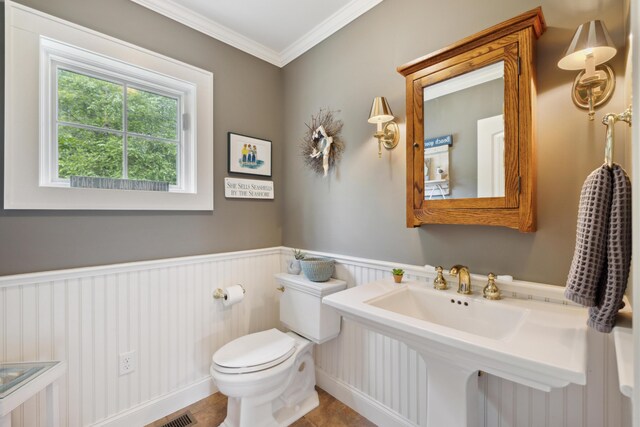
xmin=91 ymin=377 xmax=217 ymax=427
xmin=315 ymin=367 xmax=415 ymax=427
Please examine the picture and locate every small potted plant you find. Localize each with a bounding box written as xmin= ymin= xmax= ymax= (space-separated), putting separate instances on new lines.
xmin=392 ymin=268 xmax=405 ymax=283
xmin=288 ymin=249 xmax=306 ymax=275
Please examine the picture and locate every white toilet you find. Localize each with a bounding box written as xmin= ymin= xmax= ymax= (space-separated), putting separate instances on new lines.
xmin=210 ymin=273 xmax=347 ymax=427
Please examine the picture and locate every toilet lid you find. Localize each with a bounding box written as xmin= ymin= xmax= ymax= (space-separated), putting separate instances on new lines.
xmin=213 ymin=329 xmax=296 ymax=372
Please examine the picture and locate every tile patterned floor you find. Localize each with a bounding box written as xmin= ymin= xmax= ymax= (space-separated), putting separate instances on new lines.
xmin=147 ymin=387 xmax=376 ymax=427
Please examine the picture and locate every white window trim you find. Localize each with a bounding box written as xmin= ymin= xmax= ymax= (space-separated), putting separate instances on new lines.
xmin=5 ymin=1 xmax=213 ymax=210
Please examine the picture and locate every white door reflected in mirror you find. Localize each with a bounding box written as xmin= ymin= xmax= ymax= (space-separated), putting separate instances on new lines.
xmin=477 ymin=114 xmax=505 ymax=198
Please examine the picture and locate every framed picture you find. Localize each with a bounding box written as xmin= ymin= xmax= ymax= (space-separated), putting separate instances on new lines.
xmin=228 ymin=132 xmax=272 ymax=177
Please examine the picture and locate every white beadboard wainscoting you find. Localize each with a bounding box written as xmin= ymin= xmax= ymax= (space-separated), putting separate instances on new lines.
xmin=0 ymin=248 xmax=284 ymax=427
xmin=301 ymin=249 xmax=632 ymax=427
xmin=0 ymin=246 xmax=632 ymax=427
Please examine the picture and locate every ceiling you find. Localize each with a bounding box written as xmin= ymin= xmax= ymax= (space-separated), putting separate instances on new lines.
xmin=129 ymin=0 xmax=383 ymax=67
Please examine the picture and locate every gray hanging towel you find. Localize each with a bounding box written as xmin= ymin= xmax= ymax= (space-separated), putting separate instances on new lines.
xmin=564 ymin=166 xmax=612 ymax=306
xmin=588 ymin=165 xmax=632 ymax=333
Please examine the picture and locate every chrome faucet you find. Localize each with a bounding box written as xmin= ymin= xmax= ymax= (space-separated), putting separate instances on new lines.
xmin=449 ymin=265 xmax=472 ymax=295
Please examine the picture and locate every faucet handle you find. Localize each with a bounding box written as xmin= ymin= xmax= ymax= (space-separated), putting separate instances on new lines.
xmin=483 ymin=273 xmax=501 ymax=300
xmin=433 ymin=266 xmax=448 ymax=290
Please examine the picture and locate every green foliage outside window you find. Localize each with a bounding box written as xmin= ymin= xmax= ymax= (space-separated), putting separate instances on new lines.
xmin=56 ymin=69 xmax=179 ymax=185
xmin=58 ymin=69 xmax=123 ymax=130
xmin=128 ymin=138 xmax=177 ymax=184
xmin=127 ymin=88 xmax=178 ymax=140
xmin=58 ymin=126 xmax=123 ymax=179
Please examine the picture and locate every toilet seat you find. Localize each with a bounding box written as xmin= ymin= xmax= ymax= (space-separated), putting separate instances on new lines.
xmin=212 ymin=328 xmax=296 ymax=374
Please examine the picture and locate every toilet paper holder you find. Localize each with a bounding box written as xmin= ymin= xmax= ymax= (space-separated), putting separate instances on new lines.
xmin=213 ymin=284 xmax=246 ymax=300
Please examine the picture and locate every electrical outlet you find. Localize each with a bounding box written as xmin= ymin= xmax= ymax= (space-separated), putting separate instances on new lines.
xmin=119 ymin=351 xmax=136 ymax=376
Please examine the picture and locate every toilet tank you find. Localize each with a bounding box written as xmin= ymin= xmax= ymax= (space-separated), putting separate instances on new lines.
xmin=275 ymin=273 xmax=347 ymax=344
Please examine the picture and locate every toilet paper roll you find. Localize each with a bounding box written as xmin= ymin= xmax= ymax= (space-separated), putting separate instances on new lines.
xmin=222 ymin=284 xmax=245 ymax=307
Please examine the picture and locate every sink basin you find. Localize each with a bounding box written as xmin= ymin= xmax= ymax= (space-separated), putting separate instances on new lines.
xmin=366 ymin=286 xmax=529 ymax=340
xmin=323 ymin=280 xmax=588 ymax=427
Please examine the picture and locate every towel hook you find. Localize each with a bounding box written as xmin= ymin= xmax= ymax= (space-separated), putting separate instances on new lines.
xmin=602 ymin=106 xmax=632 ymax=168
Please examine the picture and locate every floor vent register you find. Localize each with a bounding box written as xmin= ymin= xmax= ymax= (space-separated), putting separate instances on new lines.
xmin=157 ymin=411 xmax=196 ymax=427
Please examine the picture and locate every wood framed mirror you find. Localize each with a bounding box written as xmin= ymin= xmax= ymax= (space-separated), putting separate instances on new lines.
xmin=397 ymin=8 xmax=546 ymax=232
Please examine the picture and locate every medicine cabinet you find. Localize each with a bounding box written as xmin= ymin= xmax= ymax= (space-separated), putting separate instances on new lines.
xmin=397 ymin=8 xmax=546 ymax=231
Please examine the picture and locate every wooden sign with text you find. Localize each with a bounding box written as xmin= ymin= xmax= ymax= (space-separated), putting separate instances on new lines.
xmin=224 ymin=177 xmax=274 ymax=199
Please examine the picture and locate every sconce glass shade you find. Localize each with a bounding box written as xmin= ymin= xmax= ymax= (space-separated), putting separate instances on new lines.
xmin=557 ymin=20 xmax=616 ymax=70
xmin=368 ymin=96 xmax=395 ymax=123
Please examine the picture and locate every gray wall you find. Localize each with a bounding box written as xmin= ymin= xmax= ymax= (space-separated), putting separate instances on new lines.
xmin=1 ymin=0 xmax=628 ymax=285
xmin=282 ymin=0 xmax=627 ymax=285
xmin=0 ymin=0 xmax=284 ymax=275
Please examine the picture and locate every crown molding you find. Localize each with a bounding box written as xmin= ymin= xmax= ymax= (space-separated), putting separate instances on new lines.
xmin=129 ymin=0 xmax=282 ymax=66
xmin=129 ymin=0 xmax=383 ymax=67
xmin=279 ymin=0 xmax=383 ymax=66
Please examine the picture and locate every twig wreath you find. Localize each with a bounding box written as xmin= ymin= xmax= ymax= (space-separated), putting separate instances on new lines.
xmin=301 ymin=109 xmax=345 ymax=177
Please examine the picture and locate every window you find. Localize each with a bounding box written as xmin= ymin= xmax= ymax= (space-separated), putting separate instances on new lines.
xmin=41 ymin=38 xmax=194 ymax=193
xmin=5 ymin=2 xmax=213 ymax=210
xmin=56 ymin=69 xmax=180 ymax=186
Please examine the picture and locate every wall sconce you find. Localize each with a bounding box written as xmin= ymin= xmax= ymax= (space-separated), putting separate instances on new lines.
xmin=557 ymin=20 xmax=617 ymax=120
xmin=368 ymin=97 xmax=399 ymax=158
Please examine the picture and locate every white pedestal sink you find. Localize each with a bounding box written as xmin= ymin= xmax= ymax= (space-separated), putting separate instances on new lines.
xmin=323 ymin=280 xmax=588 ymax=427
